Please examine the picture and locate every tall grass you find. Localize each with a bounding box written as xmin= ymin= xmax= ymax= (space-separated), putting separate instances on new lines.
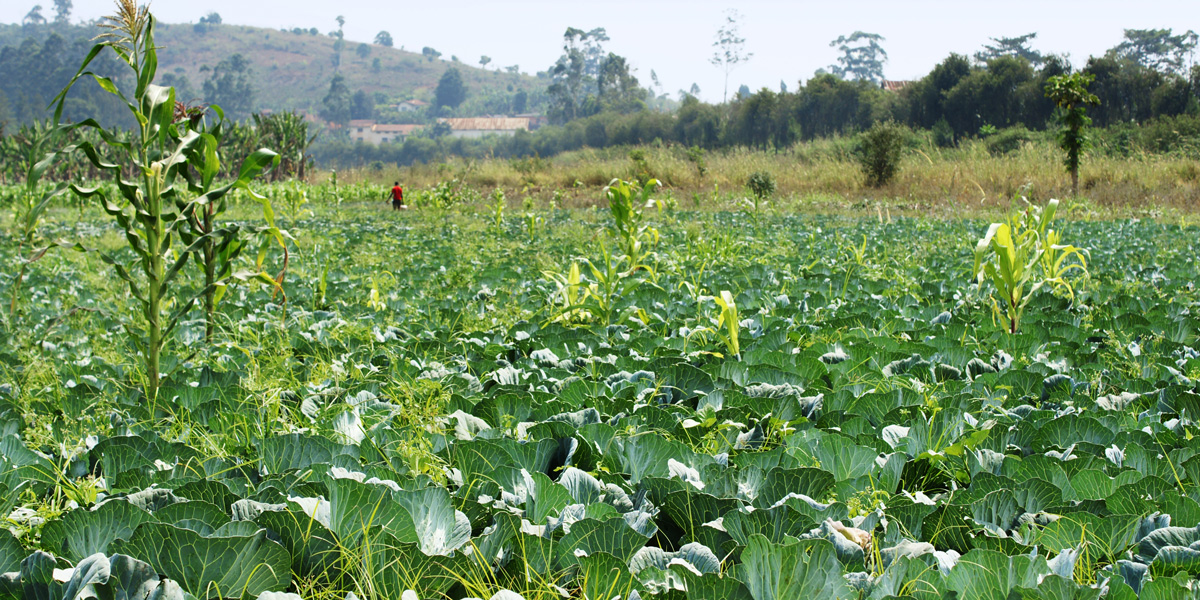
xmin=335 ymin=137 xmax=1199 ymax=216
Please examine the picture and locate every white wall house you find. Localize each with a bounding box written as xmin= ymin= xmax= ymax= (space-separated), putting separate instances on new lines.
xmin=397 ymin=99 xmax=430 ymax=113
xmin=348 ymin=120 xmax=423 ymax=145
xmin=439 ymin=117 xmax=534 ymax=139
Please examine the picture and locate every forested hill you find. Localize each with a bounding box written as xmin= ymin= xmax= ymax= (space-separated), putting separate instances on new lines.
xmin=0 ymin=19 xmax=544 ymax=127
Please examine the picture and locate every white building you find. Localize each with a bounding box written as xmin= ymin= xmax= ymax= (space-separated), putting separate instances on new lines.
xmin=438 ymin=117 xmax=534 ymax=139
xmin=348 ymin=120 xmax=423 ymax=144
xmin=397 ymin=99 xmax=430 ymax=113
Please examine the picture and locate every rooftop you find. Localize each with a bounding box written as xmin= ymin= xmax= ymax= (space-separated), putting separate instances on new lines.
xmin=439 ymin=117 xmax=533 ymax=131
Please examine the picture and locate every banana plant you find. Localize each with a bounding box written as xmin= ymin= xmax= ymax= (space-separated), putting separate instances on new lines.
xmin=48 ymin=0 xmax=279 ymax=407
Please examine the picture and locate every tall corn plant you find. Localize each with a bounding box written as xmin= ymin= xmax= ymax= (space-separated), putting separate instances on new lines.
xmin=177 ymin=105 xmax=285 ymax=341
xmin=7 ymin=120 xmax=69 ymax=321
xmin=604 ymin=178 xmax=660 ymax=272
xmin=49 ymin=0 xmax=280 ymax=407
xmin=973 ymin=199 xmax=1087 ymax=334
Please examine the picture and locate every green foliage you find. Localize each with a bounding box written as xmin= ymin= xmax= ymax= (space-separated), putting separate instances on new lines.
xmin=975 ymin=32 xmax=1044 ymax=68
xmin=710 ymin=9 xmax=752 ymax=102
xmin=973 ymin=198 xmax=1089 ymax=333
xmin=827 ymin=31 xmax=888 ymax=84
xmin=200 ymin=53 xmax=253 ymax=121
xmin=684 ymin=145 xmax=707 ymax=176
xmin=711 ymin=290 xmax=740 ymax=359
xmin=434 ymin=67 xmax=467 ymax=109
xmin=857 ymin=120 xmax=906 ymax=187
xmin=1111 ymin=28 xmax=1199 ymax=74
xmin=1045 ymin=72 xmax=1101 ymax=193
xmin=48 ymin=1 xmax=280 ymax=406
xmin=932 ymin=118 xmax=955 ymax=147
xmin=0 ymin=192 xmax=1196 ymax=600
xmin=490 ymin=187 xmax=506 ymax=232
xmin=320 ymin=74 xmax=352 ymax=127
xmin=604 ymin=177 xmax=660 ymax=270
xmin=985 ymin=125 xmax=1035 ymax=156
xmin=747 ymin=171 xmax=776 ymax=204
xmin=350 ymin=89 xmax=374 ymax=121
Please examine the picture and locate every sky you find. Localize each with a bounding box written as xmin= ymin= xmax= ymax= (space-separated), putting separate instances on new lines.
xmin=3 ymin=0 xmax=1199 ymax=103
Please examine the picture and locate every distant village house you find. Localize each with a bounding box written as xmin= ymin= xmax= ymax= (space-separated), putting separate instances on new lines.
xmin=437 ymin=117 xmax=538 ymax=139
xmin=344 ymin=114 xmax=548 ymax=144
xmin=881 ymin=80 xmax=914 ymax=93
xmin=349 ymin=120 xmax=422 ymax=144
xmin=397 ymin=99 xmax=430 ymax=113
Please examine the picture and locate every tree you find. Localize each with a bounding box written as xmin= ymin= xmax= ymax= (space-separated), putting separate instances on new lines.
xmin=828 ymin=32 xmax=888 ymax=84
xmin=330 ymin=18 xmax=345 ymax=71
xmin=547 ymin=27 xmax=612 ymax=121
xmin=597 ymin=53 xmax=644 ymax=113
xmin=160 ymin=70 xmax=195 ymax=102
xmin=422 ymin=47 xmax=441 ymax=62
xmin=1045 ymin=72 xmax=1100 ymax=194
xmin=975 ymin=33 xmax=1043 ymax=68
xmin=480 ymin=55 xmax=492 ymax=70
xmin=512 ymin=89 xmax=528 ymax=113
xmin=372 ymin=58 xmax=382 ymax=73
xmin=23 ymin=5 xmax=46 ymax=25
xmin=356 ymin=43 xmax=371 ymax=59
xmin=201 ymin=53 xmax=254 ymax=120
xmin=710 ymin=9 xmax=752 ymax=102
xmin=198 ymin=12 xmax=221 ymax=25
xmin=350 ymin=89 xmax=375 ymax=120
xmin=435 ymin=67 xmax=467 ymax=108
xmin=1111 ymin=28 xmax=1199 ymax=74
xmin=321 ymin=73 xmax=352 ymax=126
xmin=52 ymin=0 xmax=71 ymax=24
xmin=375 ymin=31 xmax=393 ymax=47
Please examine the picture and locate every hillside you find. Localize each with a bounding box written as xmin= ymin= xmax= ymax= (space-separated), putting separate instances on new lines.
xmin=0 ymin=20 xmax=546 ymax=124
xmin=152 ymin=22 xmax=545 ymax=114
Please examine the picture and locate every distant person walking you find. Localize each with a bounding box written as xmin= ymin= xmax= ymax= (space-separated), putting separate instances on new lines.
xmin=387 ymin=182 xmax=407 ymax=210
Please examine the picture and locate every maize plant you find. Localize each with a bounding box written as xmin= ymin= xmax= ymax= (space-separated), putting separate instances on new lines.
xmin=176 ymin=104 xmax=287 ymax=341
xmin=973 ymin=199 xmax=1088 ymax=334
xmin=49 ymin=0 xmax=280 ymax=407
xmin=712 ymin=290 xmax=740 ymax=359
xmin=604 ymin=178 xmax=660 ymax=272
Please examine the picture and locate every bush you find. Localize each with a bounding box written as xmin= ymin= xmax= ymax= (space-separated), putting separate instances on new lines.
xmin=858 ymin=121 xmax=906 ymax=187
xmin=986 ymin=126 xmax=1033 ymax=156
xmin=747 ymin=171 xmax=776 ymax=202
xmin=932 ymin=118 xmax=955 ymax=148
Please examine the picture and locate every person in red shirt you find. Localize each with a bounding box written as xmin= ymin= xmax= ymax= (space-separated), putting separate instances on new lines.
xmin=387 ymin=182 xmax=406 ymax=210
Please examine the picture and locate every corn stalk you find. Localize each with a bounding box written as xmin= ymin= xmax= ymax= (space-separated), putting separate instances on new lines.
xmin=48 ymin=0 xmax=279 ymax=407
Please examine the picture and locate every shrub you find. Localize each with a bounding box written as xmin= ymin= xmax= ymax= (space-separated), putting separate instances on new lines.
xmin=858 ymin=121 xmax=906 ymax=187
xmin=628 ymin=149 xmax=651 ymax=183
xmin=747 ymin=171 xmax=776 ymax=203
xmin=986 ymin=126 xmax=1033 ymax=156
xmin=932 ymin=118 xmax=955 ymax=148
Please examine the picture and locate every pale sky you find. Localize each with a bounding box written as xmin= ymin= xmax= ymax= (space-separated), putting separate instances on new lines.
xmin=3 ymin=0 xmax=1198 ymax=103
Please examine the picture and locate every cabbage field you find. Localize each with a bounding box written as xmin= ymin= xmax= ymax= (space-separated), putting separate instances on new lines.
xmin=0 ymin=186 xmax=1198 ymax=600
